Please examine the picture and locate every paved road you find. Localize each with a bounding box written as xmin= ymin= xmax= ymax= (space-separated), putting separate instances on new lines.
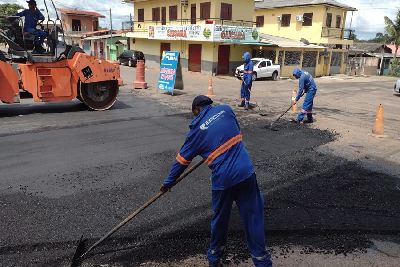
xmin=1 ymin=78 xmax=400 ymax=266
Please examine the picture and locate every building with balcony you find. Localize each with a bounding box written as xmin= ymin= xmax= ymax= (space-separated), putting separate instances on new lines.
xmin=58 ymin=8 xmax=105 ymax=46
xmin=254 ymin=0 xmax=357 ymax=76
xmin=124 ymin=0 xmax=261 ymax=74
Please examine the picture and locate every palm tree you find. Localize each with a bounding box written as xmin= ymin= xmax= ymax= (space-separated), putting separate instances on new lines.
xmin=384 ymin=9 xmax=400 ymax=59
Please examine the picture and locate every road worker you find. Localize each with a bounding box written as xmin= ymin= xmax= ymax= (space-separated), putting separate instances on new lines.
xmin=161 ymin=95 xmax=272 ymax=267
xmin=16 ymin=0 xmax=48 ymax=53
xmin=239 ymin=52 xmax=254 ymax=110
xmin=292 ymin=68 xmax=318 ymax=123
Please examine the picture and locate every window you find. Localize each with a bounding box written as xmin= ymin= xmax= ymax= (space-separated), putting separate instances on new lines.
xmin=220 ymin=3 xmax=232 ymax=20
xmin=200 ymin=2 xmax=211 ymax=20
xmin=267 ymin=61 xmax=271 ymax=66
xmin=93 ymin=20 xmax=98 ymax=31
xmin=256 ymin=16 xmax=264 ymax=27
xmin=302 ymin=51 xmax=317 ymax=67
xmin=259 ymin=61 xmax=266 ymax=68
xmin=336 ymin=15 xmax=341 ymax=28
xmin=281 ymin=14 xmax=291 ymax=27
xmin=138 ymin=8 xmax=144 ymax=22
xmin=169 ymin=5 xmax=178 ymax=21
xmin=326 ymin=13 xmax=332 ymax=27
xmin=72 ymin=19 xmax=81 ymax=31
xmin=152 ymin=7 xmax=160 ymax=21
xmin=302 ymin=13 xmax=313 ymax=26
xmin=284 ymin=51 xmax=301 ymax=65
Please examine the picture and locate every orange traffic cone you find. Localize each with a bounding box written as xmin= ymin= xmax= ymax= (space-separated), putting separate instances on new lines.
xmin=292 ymin=88 xmax=298 ymax=113
xmin=372 ymin=104 xmax=384 ymax=136
xmin=206 ymin=76 xmax=215 ymax=97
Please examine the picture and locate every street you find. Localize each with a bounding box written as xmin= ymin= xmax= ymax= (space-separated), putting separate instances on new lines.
xmin=0 ymin=66 xmax=400 ymax=266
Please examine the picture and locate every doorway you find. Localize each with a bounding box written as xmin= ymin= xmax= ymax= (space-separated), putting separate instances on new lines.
xmin=217 ymin=45 xmax=230 ymax=75
xmin=189 ymin=44 xmax=202 ymax=72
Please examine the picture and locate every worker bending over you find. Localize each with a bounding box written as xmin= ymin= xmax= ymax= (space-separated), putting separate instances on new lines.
xmin=292 ymin=68 xmax=318 ymax=123
xmin=161 ymin=95 xmax=272 ymax=267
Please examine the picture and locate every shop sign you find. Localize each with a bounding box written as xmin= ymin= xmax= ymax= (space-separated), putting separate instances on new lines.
xmin=148 ymin=25 xmax=259 ymax=43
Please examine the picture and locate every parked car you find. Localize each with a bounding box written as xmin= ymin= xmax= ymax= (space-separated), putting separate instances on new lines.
xmin=394 ymin=79 xmax=400 ymax=95
xmin=117 ymin=50 xmax=145 ymax=67
xmin=235 ymin=58 xmax=280 ymax=81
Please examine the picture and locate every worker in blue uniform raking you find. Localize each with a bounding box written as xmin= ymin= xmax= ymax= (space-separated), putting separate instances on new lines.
xmin=292 ymin=68 xmax=318 ymax=123
xmin=161 ymin=95 xmax=272 ymax=267
xmin=239 ymin=52 xmax=254 ymax=110
xmin=16 ymin=0 xmax=48 ymax=54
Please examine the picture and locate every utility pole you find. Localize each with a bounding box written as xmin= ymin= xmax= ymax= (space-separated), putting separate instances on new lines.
xmin=110 ymin=8 xmax=113 ymax=40
xmin=130 ymin=13 xmax=133 ymax=31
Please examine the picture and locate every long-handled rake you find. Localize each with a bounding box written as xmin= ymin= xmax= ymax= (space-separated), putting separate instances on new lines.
xmin=71 ymin=159 xmax=205 ymax=267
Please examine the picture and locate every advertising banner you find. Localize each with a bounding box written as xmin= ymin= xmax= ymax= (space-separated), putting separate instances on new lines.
xmin=148 ymin=24 xmax=259 ymax=43
xmin=158 ymin=51 xmax=180 ymax=93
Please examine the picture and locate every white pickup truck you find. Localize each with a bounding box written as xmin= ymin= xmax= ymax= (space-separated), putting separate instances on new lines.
xmin=235 ymin=58 xmax=280 ymax=81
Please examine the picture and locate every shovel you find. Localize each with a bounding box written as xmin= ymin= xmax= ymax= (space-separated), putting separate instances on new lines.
xmin=71 ymin=159 xmax=205 ymax=267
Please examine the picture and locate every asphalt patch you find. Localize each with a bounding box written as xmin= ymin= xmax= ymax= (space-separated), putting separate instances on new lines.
xmin=0 ymin=120 xmax=399 ymax=266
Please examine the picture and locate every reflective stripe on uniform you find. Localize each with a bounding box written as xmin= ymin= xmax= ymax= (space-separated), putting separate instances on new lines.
xmin=243 ymin=70 xmax=253 ymax=74
xmin=205 ymin=134 xmax=242 ymax=165
xmin=176 ymin=153 xmax=191 ymax=165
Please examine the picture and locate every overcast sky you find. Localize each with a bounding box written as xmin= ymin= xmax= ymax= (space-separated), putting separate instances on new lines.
xmin=1 ymin=0 xmax=399 ymax=40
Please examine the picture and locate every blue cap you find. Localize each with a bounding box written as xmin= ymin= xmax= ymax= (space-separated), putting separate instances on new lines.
xmin=192 ymin=95 xmax=213 ymax=110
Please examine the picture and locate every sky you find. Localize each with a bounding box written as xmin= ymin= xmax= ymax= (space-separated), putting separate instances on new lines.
xmin=1 ymin=0 xmax=399 ymax=40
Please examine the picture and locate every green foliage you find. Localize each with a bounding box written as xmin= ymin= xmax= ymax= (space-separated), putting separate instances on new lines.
xmin=0 ymin=4 xmax=24 ymax=30
xmin=390 ymin=59 xmax=400 ymax=77
xmin=384 ymin=9 xmax=400 ymax=59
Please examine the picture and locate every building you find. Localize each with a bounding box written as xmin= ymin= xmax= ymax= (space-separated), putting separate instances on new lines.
xmin=123 ymin=0 xmax=260 ymax=75
xmin=348 ymin=43 xmax=400 ymax=76
xmin=58 ymin=8 xmax=105 ymax=46
xmin=254 ymin=0 xmax=357 ymax=76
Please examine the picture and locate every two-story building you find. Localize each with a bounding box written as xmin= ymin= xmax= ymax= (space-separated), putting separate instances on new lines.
xmin=254 ymin=0 xmax=357 ymax=76
xmin=58 ymin=8 xmax=105 ymax=46
xmin=124 ymin=0 xmax=261 ymax=75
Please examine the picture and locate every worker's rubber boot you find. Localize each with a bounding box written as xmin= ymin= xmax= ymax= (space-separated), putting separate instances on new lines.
xmin=244 ymin=101 xmax=249 ymax=110
xmin=209 ymin=261 xmax=221 ymax=267
xmin=238 ymin=100 xmax=245 ymax=107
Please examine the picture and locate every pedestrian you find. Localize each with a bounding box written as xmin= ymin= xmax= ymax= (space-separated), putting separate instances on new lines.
xmin=239 ymin=52 xmax=254 ymax=110
xmin=292 ymin=68 xmax=318 ymax=123
xmin=16 ymin=0 xmax=48 ymax=53
xmin=161 ymin=95 xmax=272 ymax=267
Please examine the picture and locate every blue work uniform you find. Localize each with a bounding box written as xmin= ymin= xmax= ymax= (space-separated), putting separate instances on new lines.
xmin=241 ymin=52 xmax=253 ymax=107
xmin=16 ymin=9 xmax=48 ymax=47
xmin=164 ymin=104 xmax=272 ymax=267
xmin=295 ymin=70 xmax=317 ymax=122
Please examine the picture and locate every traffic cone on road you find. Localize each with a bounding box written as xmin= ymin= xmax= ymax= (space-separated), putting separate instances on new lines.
xmin=133 ymin=60 xmax=148 ymax=89
xmin=206 ymin=76 xmax=215 ymax=97
xmin=372 ymin=104 xmax=384 ymax=136
xmin=292 ymin=88 xmax=298 ymax=113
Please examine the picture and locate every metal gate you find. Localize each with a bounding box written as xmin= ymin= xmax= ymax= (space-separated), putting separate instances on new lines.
xmin=330 ymin=52 xmax=342 ymax=75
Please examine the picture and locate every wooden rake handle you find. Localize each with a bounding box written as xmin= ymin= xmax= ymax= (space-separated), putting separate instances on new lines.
xmin=81 ymin=158 xmax=205 ymax=258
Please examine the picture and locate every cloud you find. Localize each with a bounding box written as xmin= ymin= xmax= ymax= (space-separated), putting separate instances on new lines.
xmin=338 ymin=0 xmax=399 ymax=39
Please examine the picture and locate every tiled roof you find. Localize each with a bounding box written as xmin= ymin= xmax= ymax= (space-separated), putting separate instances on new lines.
xmin=58 ymin=8 xmax=105 ymax=18
xmin=255 ymin=0 xmax=357 ymax=11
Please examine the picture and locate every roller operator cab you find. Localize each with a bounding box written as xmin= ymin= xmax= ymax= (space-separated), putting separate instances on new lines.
xmin=0 ymin=4 xmax=120 ymax=111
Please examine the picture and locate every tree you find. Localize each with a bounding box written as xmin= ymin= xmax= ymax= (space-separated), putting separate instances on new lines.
xmin=0 ymin=4 xmax=24 ymax=30
xmin=384 ymin=9 xmax=400 ymax=59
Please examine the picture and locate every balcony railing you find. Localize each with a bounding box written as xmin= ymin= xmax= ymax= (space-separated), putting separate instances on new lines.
xmin=133 ymin=18 xmax=255 ymax=32
xmin=321 ymin=27 xmax=355 ymax=40
xmin=321 ymin=27 xmax=343 ymax=39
